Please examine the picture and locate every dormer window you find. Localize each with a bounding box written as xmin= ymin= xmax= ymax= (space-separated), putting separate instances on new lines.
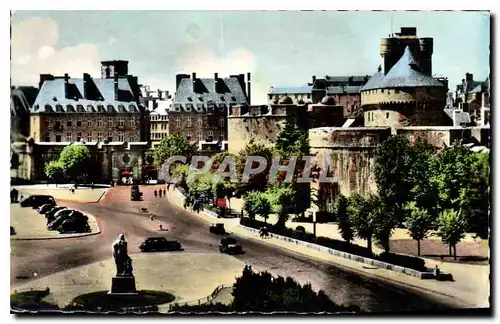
xmin=128 ymin=104 xmax=136 ymax=112
xmin=107 ymin=104 xmax=115 ymax=112
xmin=76 ymin=104 xmax=85 ymax=112
xmin=44 ymin=104 xmax=52 ymax=112
xmin=231 ymin=96 xmax=236 ymax=101
xmin=220 ymin=96 xmax=225 ymax=101
xmin=55 ymin=104 xmax=63 ymax=112
xmin=118 ymin=104 xmax=126 ymax=112
xmin=86 ymin=105 xmax=94 ymax=112
xmin=187 ymin=97 xmax=193 ymax=102
xmin=97 ymin=105 xmax=105 ymax=112
xmin=66 ymin=104 xmax=75 ymax=112
xmin=199 ymin=97 xmax=203 ymax=101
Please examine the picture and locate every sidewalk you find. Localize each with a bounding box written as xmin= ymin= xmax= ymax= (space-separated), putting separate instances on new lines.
xmin=166 ymin=189 xmax=489 ymax=309
xmin=13 ymin=186 xmax=107 ymax=203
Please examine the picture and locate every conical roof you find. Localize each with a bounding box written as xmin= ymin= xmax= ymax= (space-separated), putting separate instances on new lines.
xmin=362 ymin=46 xmax=444 ymax=91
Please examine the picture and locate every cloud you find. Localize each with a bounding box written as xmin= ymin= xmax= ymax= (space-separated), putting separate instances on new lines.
xmin=11 ymin=17 xmax=101 ymax=86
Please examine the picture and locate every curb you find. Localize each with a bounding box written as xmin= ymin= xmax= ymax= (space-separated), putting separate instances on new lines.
xmin=10 ymin=210 xmax=101 ymax=241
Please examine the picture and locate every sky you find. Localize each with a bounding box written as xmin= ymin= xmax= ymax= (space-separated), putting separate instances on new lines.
xmin=10 ymin=10 xmax=490 ymax=104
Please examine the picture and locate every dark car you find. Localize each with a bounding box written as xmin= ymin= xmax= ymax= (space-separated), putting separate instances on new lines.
xmin=38 ymin=203 xmax=56 ymax=215
xmin=139 ymin=237 xmax=182 ymax=252
xmin=131 ymin=185 xmax=143 ymax=201
xmin=45 ymin=206 xmax=67 ymax=223
xmin=219 ymin=237 xmax=243 ymax=255
xmin=48 ymin=211 xmax=87 ymax=230
xmin=209 ymin=223 xmax=226 ymax=234
xmin=57 ymin=218 xmax=90 ymax=233
xmin=20 ymin=195 xmax=56 ymax=208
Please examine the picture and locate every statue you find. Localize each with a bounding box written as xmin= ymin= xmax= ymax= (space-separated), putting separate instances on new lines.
xmin=112 ymin=234 xmax=133 ymax=277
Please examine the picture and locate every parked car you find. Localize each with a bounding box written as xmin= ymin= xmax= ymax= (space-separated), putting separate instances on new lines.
xmin=20 ymin=195 xmax=56 ymax=208
xmin=219 ymin=237 xmax=243 ymax=255
xmin=139 ymin=237 xmax=182 ymax=252
xmin=57 ymin=218 xmax=90 ymax=233
xmin=38 ymin=203 xmax=56 ymax=215
xmin=48 ymin=211 xmax=87 ymax=230
xmin=209 ymin=223 xmax=226 ymax=234
xmin=45 ymin=206 xmax=67 ymax=223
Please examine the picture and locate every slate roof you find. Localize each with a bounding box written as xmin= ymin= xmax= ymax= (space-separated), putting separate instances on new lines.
xmin=32 ymin=77 xmax=140 ymax=114
xmin=324 ymin=75 xmax=368 ymax=83
xmin=173 ymin=77 xmax=248 ymax=112
xmin=268 ymin=85 xmax=312 ymax=95
xmin=326 ymin=85 xmax=362 ymax=94
xmin=11 ymin=88 xmax=32 ymax=117
xmin=444 ymin=109 xmax=471 ymax=125
xmin=361 ymin=47 xmax=444 ymax=91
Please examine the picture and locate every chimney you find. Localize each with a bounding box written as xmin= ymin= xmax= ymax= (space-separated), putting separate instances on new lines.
xmin=39 ymin=74 xmax=54 ymax=90
xmin=466 ymin=73 xmax=473 ymax=82
xmin=83 ymin=73 xmax=91 ymax=99
xmin=64 ymin=73 xmax=70 ymax=99
xmin=175 ymin=74 xmax=189 ymax=90
xmin=192 ymin=72 xmax=197 ymax=92
xmin=114 ymin=74 xmax=119 ymax=100
xmin=247 ymin=72 xmax=251 ymax=105
xmin=312 ymin=75 xmax=316 ymax=84
xmin=214 ymin=73 xmax=219 ymax=93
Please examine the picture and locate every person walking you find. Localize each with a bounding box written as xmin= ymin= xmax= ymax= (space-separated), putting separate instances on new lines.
xmin=163 ymin=189 xmax=166 ymax=197
xmin=159 ymin=189 xmax=162 ymax=198
xmin=167 ymin=183 xmax=170 ymax=191
xmin=154 ymin=189 xmax=158 ymax=198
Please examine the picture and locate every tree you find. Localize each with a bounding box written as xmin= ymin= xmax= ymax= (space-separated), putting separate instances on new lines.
xmin=58 ymin=144 xmax=91 ymax=183
xmin=264 ymin=185 xmax=296 ymax=228
xmin=212 ymin=177 xmax=238 ymax=209
xmin=153 ymin=134 xmax=197 ymax=168
xmin=171 ymin=164 xmax=190 ymax=191
xmin=369 ymin=194 xmax=394 ymax=253
xmin=255 ymin=194 xmax=272 ymax=224
xmin=333 ymin=194 xmax=353 ymax=243
xmin=347 ymin=194 xmax=374 ymax=254
xmin=236 ymin=141 xmax=274 ymax=192
xmin=243 ymin=191 xmax=261 ymax=220
xmin=44 ymin=160 xmax=65 ymax=185
xmin=374 ymin=135 xmax=413 ymax=225
xmin=275 ymin=123 xmax=309 ymax=158
xmin=436 ymin=209 xmax=467 ymax=260
xmin=187 ymin=171 xmax=213 ymax=202
xmin=403 ymin=201 xmax=434 ymax=256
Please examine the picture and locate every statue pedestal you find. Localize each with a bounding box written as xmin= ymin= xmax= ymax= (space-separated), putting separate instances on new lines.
xmin=108 ymin=276 xmax=138 ymax=295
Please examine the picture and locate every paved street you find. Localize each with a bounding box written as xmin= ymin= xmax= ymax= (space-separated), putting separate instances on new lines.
xmin=11 ymin=186 xmax=454 ymax=312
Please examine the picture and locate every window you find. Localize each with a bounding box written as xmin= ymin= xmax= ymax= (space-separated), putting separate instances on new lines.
xmin=97 ymin=132 xmax=103 ymax=142
xmin=119 ymin=118 xmax=124 ymax=127
xmin=77 ymin=132 xmax=82 ymax=142
xmin=197 ymin=131 xmax=203 ymax=141
xmin=161 ymin=124 xmax=167 ymax=130
xmin=128 ymin=133 xmax=135 ymax=142
xmin=55 ymin=119 xmax=61 ymax=129
xmin=67 ymin=119 xmax=72 ymax=127
xmin=130 ymin=117 xmax=135 ymax=127
xmin=186 ymin=117 xmax=192 ymax=128
xmin=55 ymin=133 xmax=62 ymax=142
xmin=197 ymin=117 xmax=203 ymax=127
xmin=175 ymin=118 xmax=180 ymax=128
xmin=307 ymin=93 xmax=311 ymax=99
xmin=108 ymin=118 xmax=113 ymax=127
xmin=107 ymin=132 xmax=113 ymax=142
xmin=208 ymin=130 xmax=214 ymax=137
xmin=85 ymin=132 xmax=91 ymax=142
xmin=77 ymin=118 xmax=82 ymax=127
xmin=386 ymin=112 xmax=389 ymax=119
xmin=87 ymin=118 xmax=92 ymax=127
xmin=219 ymin=131 xmax=225 ymax=142
xmin=218 ymin=118 xmax=225 ymax=127
xmin=66 ymin=133 xmax=72 ymax=142
xmin=45 ymin=119 xmax=50 ymax=127
xmin=44 ymin=132 xmax=50 ymax=142
xmin=97 ymin=118 xmax=103 ymax=127
xmin=118 ymin=132 xmax=124 ymax=142
xmin=186 ymin=131 xmax=192 ymax=140
xmin=395 ymin=89 xmax=400 ymax=94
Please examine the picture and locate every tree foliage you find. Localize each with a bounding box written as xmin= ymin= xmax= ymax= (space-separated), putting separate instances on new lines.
xmin=44 ymin=160 xmax=65 ymax=183
xmin=403 ymin=201 xmax=434 ymax=256
xmin=153 ymin=134 xmax=197 ymax=168
xmin=333 ymin=194 xmax=353 ymax=243
xmin=264 ymin=185 xmax=296 ymax=228
xmin=347 ymin=194 xmax=374 ymax=254
xmin=436 ymin=209 xmax=467 ymax=260
xmin=236 ymin=140 xmax=274 ymax=192
xmin=58 ymin=144 xmax=91 ymax=182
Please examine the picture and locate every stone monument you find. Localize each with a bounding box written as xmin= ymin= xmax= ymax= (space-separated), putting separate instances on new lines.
xmin=108 ymin=234 xmax=138 ymax=295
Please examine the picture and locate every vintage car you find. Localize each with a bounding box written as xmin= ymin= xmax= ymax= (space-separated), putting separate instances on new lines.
xmin=57 ymin=218 xmax=90 ymax=233
xmin=45 ymin=206 xmax=67 ymax=223
xmin=38 ymin=203 xmax=56 ymax=215
xmin=139 ymin=237 xmax=182 ymax=252
xmin=20 ymin=195 xmax=56 ymax=208
xmin=219 ymin=237 xmax=243 ymax=255
xmin=131 ymin=185 xmax=143 ymax=201
xmin=209 ymin=223 xmax=226 ymax=234
xmin=48 ymin=211 xmax=87 ymax=230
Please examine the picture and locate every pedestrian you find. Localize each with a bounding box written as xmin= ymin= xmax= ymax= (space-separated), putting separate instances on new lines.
xmin=167 ymin=183 xmax=171 ymax=191
xmin=150 ymin=215 xmax=154 ymax=221
xmin=154 ymin=189 xmax=158 ymax=198
xmin=91 ymin=182 xmax=94 ymax=190
xmin=159 ymin=189 xmax=162 ymax=198
xmin=163 ymin=189 xmax=166 ymax=197
xmin=159 ymin=224 xmax=163 ymax=231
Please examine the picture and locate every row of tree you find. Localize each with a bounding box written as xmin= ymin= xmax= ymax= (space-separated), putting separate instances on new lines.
xmin=333 ymin=136 xmax=489 ymax=259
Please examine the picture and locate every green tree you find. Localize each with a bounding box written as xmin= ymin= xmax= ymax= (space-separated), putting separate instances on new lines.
xmin=58 ymin=144 xmax=91 ymax=183
xmin=403 ymin=201 xmax=434 ymax=256
xmin=275 ymin=123 xmax=309 ymax=158
xmin=265 ymin=185 xmax=296 ymax=228
xmin=333 ymin=194 xmax=353 ymax=243
xmin=44 ymin=160 xmax=65 ymax=185
xmin=347 ymin=194 xmax=374 ymax=254
xmin=369 ymin=194 xmax=394 ymax=253
xmin=153 ymin=134 xmax=197 ymax=168
xmin=374 ymin=135 xmax=413 ymax=225
xmin=243 ymin=191 xmax=261 ymax=220
xmin=255 ymin=194 xmax=272 ymax=224
xmin=436 ymin=209 xmax=467 ymax=260
xmin=187 ymin=171 xmax=213 ymax=201
xmin=236 ymin=140 xmax=274 ymax=192
xmin=212 ymin=177 xmax=238 ymax=209
xmin=171 ymin=164 xmax=190 ymax=191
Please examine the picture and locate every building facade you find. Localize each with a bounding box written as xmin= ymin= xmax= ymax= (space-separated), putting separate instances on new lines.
xmin=11 ymin=86 xmax=38 ymax=139
xmin=170 ymin=72 xmax=250 ymax=152
xmin=29 ymin=60 xmax=147 ymax=144
xmin=454 ymin=73 xmax=490 ymax=126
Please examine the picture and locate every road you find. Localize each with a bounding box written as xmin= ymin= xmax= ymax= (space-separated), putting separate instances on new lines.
xmin=11 ymin=186 xmax=453 ymax=313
